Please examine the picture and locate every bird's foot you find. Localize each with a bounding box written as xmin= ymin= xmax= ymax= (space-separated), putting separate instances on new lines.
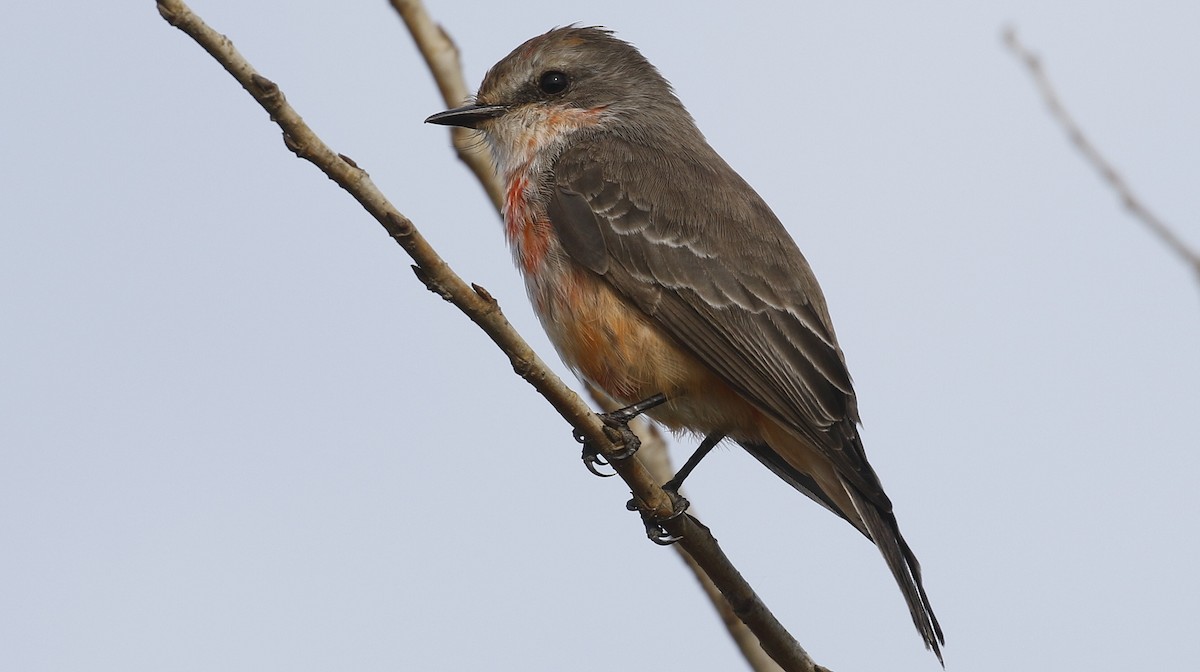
xmin=626 ymin=491 xmax=690 ymax=545
xmin=574 ymin=393 xmax=667 ymax=477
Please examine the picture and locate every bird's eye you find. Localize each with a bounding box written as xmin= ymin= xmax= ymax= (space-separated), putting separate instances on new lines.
xmin=538 ymin=71 xmax=570 ymax=95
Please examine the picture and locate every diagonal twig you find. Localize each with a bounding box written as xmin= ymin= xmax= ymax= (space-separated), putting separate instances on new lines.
xmin=1004 ymin=27 xmax=1200 ymax=284
xmin=390 ymin=0 xmax=503 ymax=210
xmin=156 ymin=1 xmax=822 ymax=670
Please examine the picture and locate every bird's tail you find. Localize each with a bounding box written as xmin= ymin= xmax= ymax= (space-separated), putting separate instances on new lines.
xmin=740 ymin=440 xmax=944 ymax=664
xmin=845 ymin=482 xmax=945 ymax=665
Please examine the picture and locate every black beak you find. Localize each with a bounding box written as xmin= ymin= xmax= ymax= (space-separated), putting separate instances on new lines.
xmin=424 ymin=103 xmax=508 ymax=129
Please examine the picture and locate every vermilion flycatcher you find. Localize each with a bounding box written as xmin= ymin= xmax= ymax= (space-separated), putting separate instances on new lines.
xmin=427 ymin=26 xmax=943 ymax=660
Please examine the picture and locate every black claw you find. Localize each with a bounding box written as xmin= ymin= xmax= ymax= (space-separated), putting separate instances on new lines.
xmin=577 ymin=430 xmax=616 ymax=478
xmin=575 ymin=394 xmax=667 ymax=476
xmin=648 ymin=527 xmax=684 ymax=546
xmin=602 ymin=422 xmax=641 ymax=460
xmin=593 ymin=393 xmax=666 ymax=461
xmin=626 ymin=492 xmax=690 ymax=545
xmin=582 ymin=450 xmax=615 ymax=478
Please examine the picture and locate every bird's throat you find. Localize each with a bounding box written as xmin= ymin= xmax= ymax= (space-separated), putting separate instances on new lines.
xmin=501 ymin=169 xmax=553 ymax=275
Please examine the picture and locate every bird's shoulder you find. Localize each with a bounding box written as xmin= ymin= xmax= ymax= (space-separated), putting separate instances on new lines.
xmin=551 ymin=133 xmax=835 ymax=340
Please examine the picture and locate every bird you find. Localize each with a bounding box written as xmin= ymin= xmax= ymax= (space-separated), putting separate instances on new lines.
xmin=426 ymin=26 xmax=943 ymax=661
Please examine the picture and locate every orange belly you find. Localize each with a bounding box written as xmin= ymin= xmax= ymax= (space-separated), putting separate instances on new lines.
xmin=535 ymin=265 xmax=763 ymax=439
xmin=527 ymin=254 xmax=853 ymax=519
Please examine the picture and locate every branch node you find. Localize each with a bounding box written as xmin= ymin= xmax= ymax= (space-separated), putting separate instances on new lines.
xmin=437 ymin=24 xmax=459 ymax=58
xmin=280 ymin=131 xmax=304 ymax=155
xmin=384 ymin=211 xmax=413 ymax=238
xmin=510 ymin=356 xmax=539 ymax=381
xmin=156 ymin=0 xmax=181 ymax=24
xmin=471 ymin=283 xmax=496 ymax=305
xmin=249 ymin=73 xmax=280 ymax=99
xmin=411 ymin=264 xmax=451 ymax=300
xmin=338 ymin=153 xmax=359 ymax=169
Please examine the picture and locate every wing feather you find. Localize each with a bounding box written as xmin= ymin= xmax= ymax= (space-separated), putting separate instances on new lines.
xmin=549 ymin=135 xmax=890 ymax=507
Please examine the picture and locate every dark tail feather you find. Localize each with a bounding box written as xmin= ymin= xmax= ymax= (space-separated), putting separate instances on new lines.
xmin=848 ymin=485 xmax=945 ymax=665
xmin=740 ymin=441 xmax=852 ymax=523
xmin=741 ymin=441 xmax=944 ymax=663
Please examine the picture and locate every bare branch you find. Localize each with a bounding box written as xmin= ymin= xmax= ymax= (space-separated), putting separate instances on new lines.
xmin=390 ymin=0 xmax=503 ymax=211
xmin=621 ymin=398 xmax=787 ymax=672
xmin=1004 ymin=27 xmax=1200 ymax=283
xmin=156 ymin=1 xmax=824 ymax=670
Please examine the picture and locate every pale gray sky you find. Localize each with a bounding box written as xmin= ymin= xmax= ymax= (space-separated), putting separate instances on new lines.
xmin=2 ymin=2 xmax=1198 ymax=670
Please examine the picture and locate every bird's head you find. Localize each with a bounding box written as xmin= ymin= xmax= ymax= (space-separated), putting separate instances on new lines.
xmin=426 ymin=26 xmax=694 ymax=167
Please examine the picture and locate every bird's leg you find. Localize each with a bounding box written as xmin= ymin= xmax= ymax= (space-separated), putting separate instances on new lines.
xmin=662 ymin=431 xmax=726 ymax=494
xmin=574 ymin=393 xmax=667 ymax=477
xmin=625 ymin=431 xmax=724 ymax=545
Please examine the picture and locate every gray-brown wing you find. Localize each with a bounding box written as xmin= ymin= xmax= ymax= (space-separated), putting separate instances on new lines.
xmin=549 ymin=137 xmax=891 ymax=509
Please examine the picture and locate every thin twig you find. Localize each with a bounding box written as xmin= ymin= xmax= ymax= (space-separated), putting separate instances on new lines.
xmin=618 ymin=388 xmax=787 ymax=672
xmin=156 ymin=1 xmax=822 ymax=670
xmin=1004 ymin=27 xmax=1200 ymax=283
xmin=390 ymin=0 xmax=503 ymax=210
